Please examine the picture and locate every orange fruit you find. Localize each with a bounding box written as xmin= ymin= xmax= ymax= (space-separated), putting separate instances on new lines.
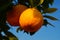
xmin=19 ymin=8 xmax=44 ymax=32
xmin=7 ymin=4 xmax=28 ymax=26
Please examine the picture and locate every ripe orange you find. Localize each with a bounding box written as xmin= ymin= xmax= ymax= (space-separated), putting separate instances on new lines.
xmin=19 ymin=8 xmax=44 ymax=32
xmin=7 ymin=4 xmax=28 ymax=26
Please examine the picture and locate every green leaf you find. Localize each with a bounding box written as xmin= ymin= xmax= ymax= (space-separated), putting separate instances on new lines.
xmin=48 ymin=22 xmax=55 ymax=27
xmin=30 ymin=32 xmax=36 ymax=36
xmin=16 ymin=27 xmax=23 ymax=32
xmin=49 ymin=0 xmax=54 ymax=5
xmin=0 ymin=33 xmax=3 ymax=40
xmin=0 ymin=2 xmax=12 ymax=12
xmin=24 ymin=31 xmax=29 ymax=34
xmin=16 ymin=28 xmax=20 ymax=32
xmin=38 ymin=0 xmax=44 ymax=5
xmin=41 ymin=0 xmax=49 ymax=8
xmin=43 ymin=19 xmax=48 ymax=26
xmin=44 ymin=8 xmax=57 ymax=13
xmin=43 ymin=19 xmax=55 ymax=27
xmin=3 ymin=36 xmax=9 ymax=40
xmin=9 ymin=36 xmax=18 ymax=40
xmin=4 ymin=31 xmax=18 ymax=40
xmin=34 ymin=0 xmax=44 ymax=7
xmin=29 ymin=0 xmax=34 ymax=7
xmin=18 ymin=0 xmax=29 ymax=7
xmin=44 ymin=15 xmax=58 ymax=21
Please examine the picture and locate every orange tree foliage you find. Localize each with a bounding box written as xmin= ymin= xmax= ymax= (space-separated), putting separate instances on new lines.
xmin=0 ymin=0 xmax=58 ymax=40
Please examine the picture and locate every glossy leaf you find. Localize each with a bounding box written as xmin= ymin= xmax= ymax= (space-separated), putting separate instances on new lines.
xmin=44 ymin=15 xmax=58 ymax=21
xmin=44 ymin=8 xmax=57 ymax=13
xmin=38 ymin=0 xmax=44 ymax=5
xmin=35 ymin=0 xmax=44 ymax=7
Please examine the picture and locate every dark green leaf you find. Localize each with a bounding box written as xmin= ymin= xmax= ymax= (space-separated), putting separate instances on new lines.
xmin=37 ymin=6 xmax=42 ymax=12
xmin=0 ymin=2 xmax=12 ymax=12
xmin=48 ymin=22 xmax=55 ymax=27
xmin=43 ymin=19 xmax=55 ymax=27
xmin=49 ymin=0 xmax=54 ymax=5
xmin=16 ymin=28 xmax=20 ymax=32
xmin=29 ymin=0 xmax=34 ymax=7
xmin=0 ymin=24 xmax=10 ymax=31
xmin=16 ymin=27 xmax=23 ymax=32
xmin=24 ymin=31 xmax=29 ymax=34
xmin=0 ymin=0 xmax=12 ymax=6
xmin=43 ymin=19 xmax=48 ymax=26
xmin=3 ymin=36 xmax=9 ymax=40
xmin=34 ymin=0 xmax=44 ymax=8
xmin=4 ymin=31 xmax=18 ymax=40
xmin=0 ymin=33 xmax=3 ymax=40
xmin=44 ymin=15 xmax=58 ymax=21
xmin=18 ymin=0 xmax=29 ymax=7
xmin=42 ymin=0 xmax=49 ymax=8
xmin=38 ymin=0 xmax=44 ymax=5
xmin=30 ymin=32 xmax=36 ymax=36
xmin=43 ymin=8 xmax=57 ymax=13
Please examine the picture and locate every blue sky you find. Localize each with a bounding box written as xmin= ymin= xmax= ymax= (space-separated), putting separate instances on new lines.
xmin=9 ymin=0 xmax=60 ymax=40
